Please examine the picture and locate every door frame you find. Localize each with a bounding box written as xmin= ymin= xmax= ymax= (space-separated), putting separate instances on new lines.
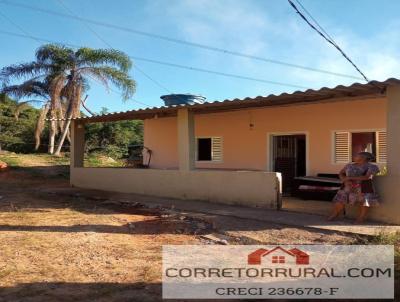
xmin=266 ymin=131 xmax=310 ymax=176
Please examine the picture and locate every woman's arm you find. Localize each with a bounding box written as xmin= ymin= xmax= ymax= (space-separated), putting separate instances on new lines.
xmin=338 ymin=167 xmax=347 ymax=182
xmin=347 ymin=172 xmax=374 ymax=181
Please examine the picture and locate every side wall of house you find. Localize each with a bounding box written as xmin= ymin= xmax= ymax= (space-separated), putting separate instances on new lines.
xmin=144 ymin=97 xmax=387 ymax=175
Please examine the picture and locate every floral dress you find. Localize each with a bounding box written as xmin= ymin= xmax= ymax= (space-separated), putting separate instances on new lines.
xmin=333 ymin=162 xmax=380 ymax=207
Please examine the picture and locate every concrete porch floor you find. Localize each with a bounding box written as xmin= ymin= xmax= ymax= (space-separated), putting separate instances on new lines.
xmin=45 ymin=187 xmax=400 ymax=236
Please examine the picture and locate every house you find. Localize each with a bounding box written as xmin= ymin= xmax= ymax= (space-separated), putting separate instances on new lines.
xmin=248 ymin=247 xmax=309 ymax=265
xmin=66 ymin=78 xmax=400 ymax=224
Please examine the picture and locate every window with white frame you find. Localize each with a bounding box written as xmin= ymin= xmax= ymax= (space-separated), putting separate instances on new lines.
xmin=334 ymin=130 xmax=387 ymax=163
xmin=196 ymin=137 xmax=223 ymax=162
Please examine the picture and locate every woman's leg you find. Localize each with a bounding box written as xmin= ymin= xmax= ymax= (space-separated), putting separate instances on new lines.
xmin=355 ymin=206 xmax=369 ymax=223
xmin=328 ymin=202 xmax=345 ymax=221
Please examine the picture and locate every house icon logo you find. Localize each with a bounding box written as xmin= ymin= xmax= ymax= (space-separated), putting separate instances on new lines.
xmin=248 ymin=246 xmax=309 ymax=265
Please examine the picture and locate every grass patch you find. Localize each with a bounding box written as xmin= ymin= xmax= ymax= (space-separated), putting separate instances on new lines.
xmin=0 ymin=153 xmax=70 ymax=179
xmin=1 ymin=152 xmax=125 ymax=168
xmin=0 ymin=154 xmax=21 ymax=167
xmin=0 ymin=153 xmax=69 ymax=167
xmin=84 ymin=154 xmax=125 ymax=168
xmin=363 ymin=231 xmax=400 ymax=274
xmin=369 ymin=231 xmax=400 ymax=256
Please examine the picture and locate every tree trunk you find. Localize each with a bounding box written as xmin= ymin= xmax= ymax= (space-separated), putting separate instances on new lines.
xmin=53 ymin=117 xmax=72 ymax=156
xmin=48 ymin=117 xmax=57 ymax=154
xmin=48 ymin=103 xmax=58 ymax=154
xmin=54 ymin=86 xmax=84 ymax=156
xmin=48 ymin=124 xmax=56 ymax=154
xmin=35 ymin=104 xmax=50 ymax=151
xmin=48 ymin=75 xmax=65 ymax=154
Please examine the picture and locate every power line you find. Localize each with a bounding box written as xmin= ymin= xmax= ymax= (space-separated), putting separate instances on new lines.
xmin=55 ymin=0 xmax=168 ymax=103
xmin=0 ymin=9 xmax=40 ymax=44
xmin=0 ymin=0 xmax=363 ymax=81
xmin=0 ymin=29 xmax=309 ymax=90
xmin=55 ymin=0 xmax=171 ymax=95
xmin=122 ymin=56 xmax=309 ymax=89
xmin=287 ymin=0 xmax=369 ymax=82
xmin=294 ymin=0 xmax=337 ymax=45
xmin=0 ymin=13 xmax=151 ymax=108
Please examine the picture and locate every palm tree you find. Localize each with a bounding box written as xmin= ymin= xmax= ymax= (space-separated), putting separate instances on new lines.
xmin=0 ymin=44 xmax=136 ymax=155
xmin=50 ymin=46 xmax=136 ymax=156
xmin=0 ymin=47 xmax=68 ymax=153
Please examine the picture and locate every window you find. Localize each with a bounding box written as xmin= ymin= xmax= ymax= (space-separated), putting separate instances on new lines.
xmin=272 ymin=256 xmax=285 ymax=264
xmin=334 ymin=130 xmax=387 ymax=163
xmin=196 ymin=137 xmax=223 ymax=162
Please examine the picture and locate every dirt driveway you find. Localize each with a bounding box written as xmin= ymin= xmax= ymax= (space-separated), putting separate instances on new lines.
xmin=0 ymin=166 xmax=392 ymax=301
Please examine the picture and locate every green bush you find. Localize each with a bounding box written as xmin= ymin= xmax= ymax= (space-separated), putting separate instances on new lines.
xmin=84 ymin=109 xmax=143 ymax=160
xmin=0 ymin=97 xmax=43 ymax=153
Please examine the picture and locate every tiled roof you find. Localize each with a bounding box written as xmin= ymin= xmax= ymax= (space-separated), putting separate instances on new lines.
xmin=49 ymin=78 xmax=400 ymax=123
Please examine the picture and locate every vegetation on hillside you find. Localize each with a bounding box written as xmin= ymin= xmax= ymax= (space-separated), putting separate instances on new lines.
xmin=0 ymin=99 xmax=143 ymax=162
xmin=85 ymin=109 xmax=143 ymax=160
xmin=0 ymin=96 xmax=43 ymax=153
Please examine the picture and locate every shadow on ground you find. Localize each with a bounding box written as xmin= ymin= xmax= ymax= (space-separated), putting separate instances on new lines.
xmin=0 ymin=168 xmax=373 ymax=239
xmin=0 ymin=282 xmax=161 ymax=302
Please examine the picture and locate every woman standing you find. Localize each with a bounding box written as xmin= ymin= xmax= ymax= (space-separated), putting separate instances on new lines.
xmin=328 ymin=152 xmax=380 ymax=223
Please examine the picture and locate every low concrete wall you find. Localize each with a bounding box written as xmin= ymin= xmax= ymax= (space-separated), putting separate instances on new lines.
xmin=71 ymin=168 xmax=281 ymax=209
xmin=368 ymin=176 xmax=400 ymax=224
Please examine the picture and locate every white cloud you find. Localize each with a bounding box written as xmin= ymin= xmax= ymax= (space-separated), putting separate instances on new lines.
xmin=274 ymin=18 xmax=400 ymax=87
xmin=144 ymin=0 xmax=400 ymax=94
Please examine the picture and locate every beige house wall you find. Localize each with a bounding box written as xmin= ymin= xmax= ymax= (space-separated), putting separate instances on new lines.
xmin=70 ymin=167 xmax=281 ymax=208
xmin=144 ymin=97 xmax=387 ymax=175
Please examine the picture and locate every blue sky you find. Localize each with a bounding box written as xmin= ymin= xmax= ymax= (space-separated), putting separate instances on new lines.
xmin=0 ymin=0 xmax=399 ymax=113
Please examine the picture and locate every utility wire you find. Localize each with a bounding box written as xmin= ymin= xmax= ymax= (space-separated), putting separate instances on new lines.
xmin=287 ymin=0 xmax=369 ymax=82
xmin=55 ymin=0 xmax=166 ymax=104
xmin=0 ymin=11 xmax=151 ymax=108
xmin=0 ymin=0 xmax=363 ymax=81
xmin=123 ymin=56 xmax=309 ymax=89
xmin=55 ymin=0 xmax=171 ymax=95
xmin=0 ymin=29 xmax=309 ymax=90
xmin=294 ymin=0 xmax=337 ymax=45
xmin=0 ymin=9 xmax=39 ymax=44
xmin=58 ymin=0 xmax=253 ymax=107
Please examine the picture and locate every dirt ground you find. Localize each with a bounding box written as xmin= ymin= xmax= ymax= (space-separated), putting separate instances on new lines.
xmin=0 ymin=163 xmax=394 ymax=301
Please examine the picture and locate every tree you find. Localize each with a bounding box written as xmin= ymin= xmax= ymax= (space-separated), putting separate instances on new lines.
xmin=0 ymin=47 xmax=68 ymax=153
xmin=0 ymin=44 xmax=136 ymax=155
xmin=52 ymin=46 xmax=136 ymax=156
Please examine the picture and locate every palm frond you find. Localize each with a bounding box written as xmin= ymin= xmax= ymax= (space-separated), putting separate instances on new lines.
xmin=36 ymin=44 xmax=75 ymax=66
xmin=0 ymin=62 xmax=50 ymax=85
xmin=82 ymin=66 xmax=136 ymax=100
xmin=79 ymin=67 xmax=109 ymax=91
xmin=76 ymin=48 xmax=132 ymax=72
xmin=1 ymin=79 xmax=49 ymax=99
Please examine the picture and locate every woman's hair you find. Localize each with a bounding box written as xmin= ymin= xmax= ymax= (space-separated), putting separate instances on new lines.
xmin=357 ymin=152 xmax=375 ymax=162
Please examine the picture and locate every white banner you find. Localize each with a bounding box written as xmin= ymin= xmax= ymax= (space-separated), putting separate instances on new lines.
xmin=162 ymin=245 xmax=394 ymax=299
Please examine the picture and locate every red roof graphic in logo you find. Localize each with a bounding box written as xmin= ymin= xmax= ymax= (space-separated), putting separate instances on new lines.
xmin=248 ymin=246 xmax=309 ymax=265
